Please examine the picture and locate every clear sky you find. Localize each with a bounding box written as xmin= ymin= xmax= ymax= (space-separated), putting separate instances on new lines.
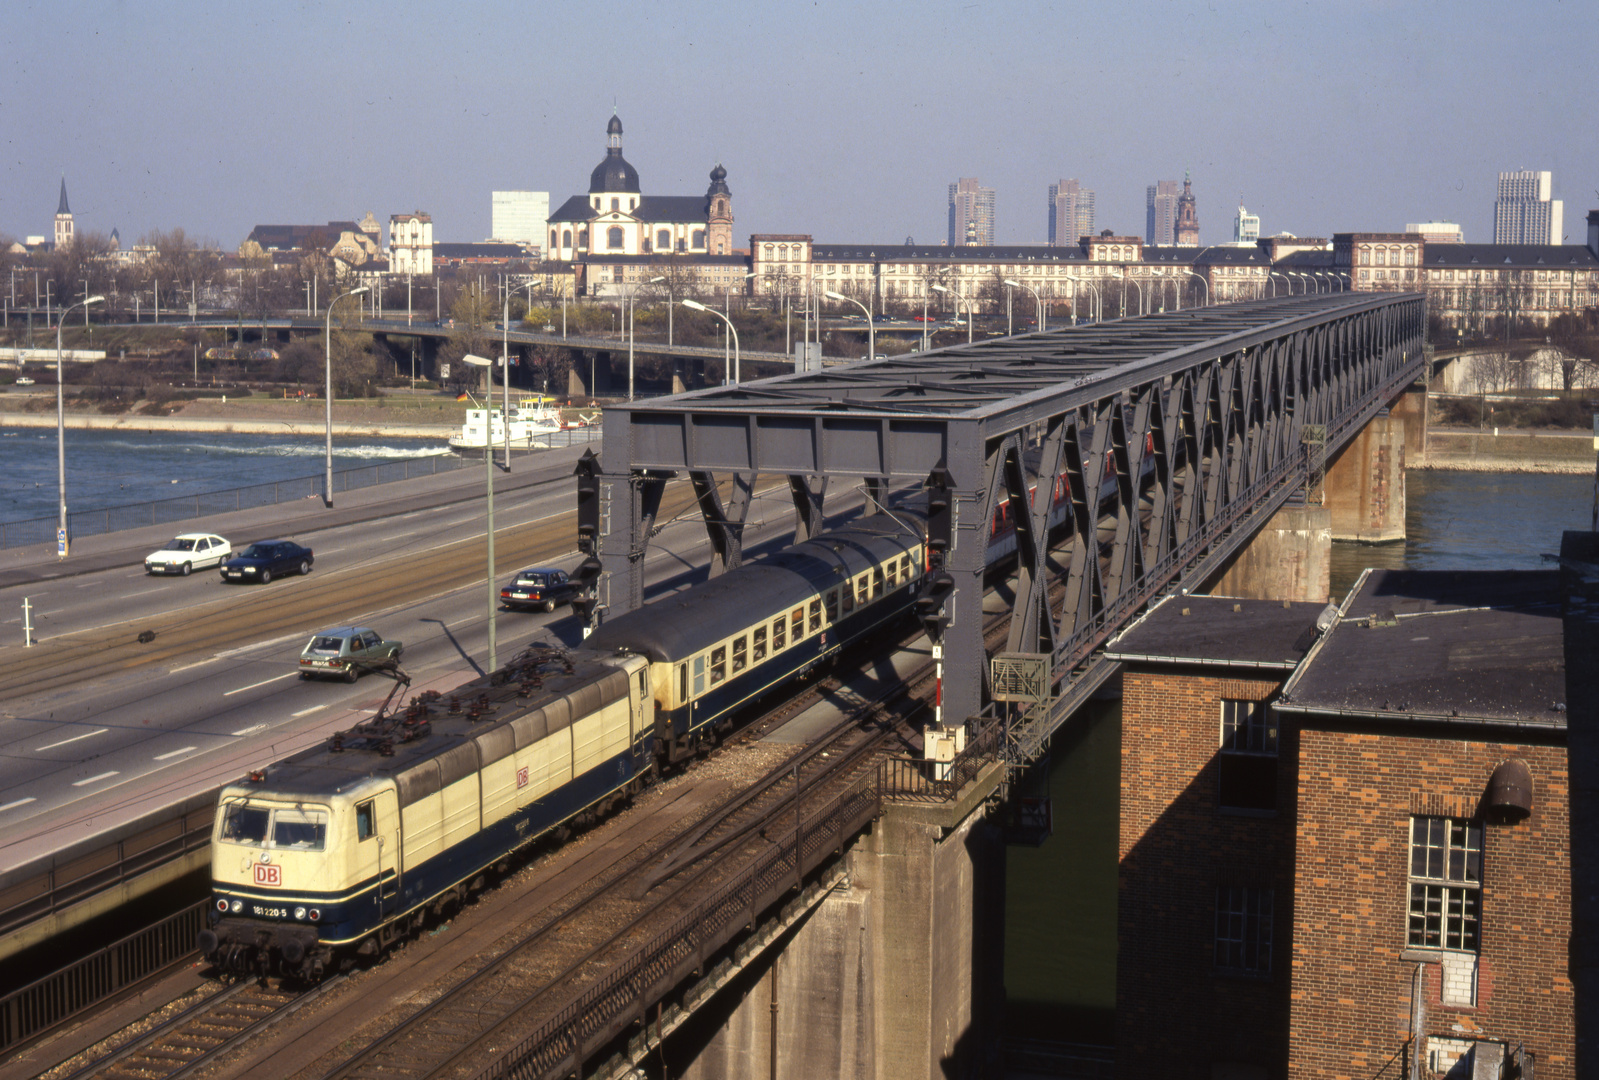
xmin=4 ymin=0 xmax=1595 ymax=250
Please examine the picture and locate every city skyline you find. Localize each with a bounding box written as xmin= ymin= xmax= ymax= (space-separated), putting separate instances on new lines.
xmin=3 ymin=1 xmax=1594 ymax=250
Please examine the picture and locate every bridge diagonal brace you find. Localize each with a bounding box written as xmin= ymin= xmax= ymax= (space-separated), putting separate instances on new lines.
xmin=690 ymin=470 xmax=757 ymax=578
xmin=1006 ymin=419 xmax=1064 ymax=656
xmin=788 ymin=474 xmax=828 ymax=542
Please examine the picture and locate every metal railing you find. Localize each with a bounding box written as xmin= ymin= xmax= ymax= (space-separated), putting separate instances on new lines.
xmin=0 ymin=901 xmax=206 ymax=1055
xmin=0 ymin=451 xmax=475 ymax=549
xmin=878 ymin=715 xmax=1004 ymax=803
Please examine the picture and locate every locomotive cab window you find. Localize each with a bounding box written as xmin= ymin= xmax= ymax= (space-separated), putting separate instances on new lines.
xmin=220 ymin=803 xmax=269 ymax=844
xmin=693 ymin=656 xmax=706 ymax=696
xmin=273 ymin=808 xmax=329 ymax=850
xmin=732 ymin=635 xmax=748 ymax=673
xmin=710 ymin=646 xmax=727 ymax=685
xmin=356 ymin=800 xmax=374 ymax=841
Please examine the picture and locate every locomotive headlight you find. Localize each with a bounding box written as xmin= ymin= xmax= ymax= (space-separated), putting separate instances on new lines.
xmin=308 ymin=908 xmax=320 ymax=921
xmin=217 ymin=899 xmax=229 ymax=912
xmin=230 ymin=900 xmax=244 ymax=913
xmin=294 ymin=906 xmax=307 ymax=920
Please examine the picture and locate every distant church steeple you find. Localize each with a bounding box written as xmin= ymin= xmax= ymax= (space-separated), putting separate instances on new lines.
xmin=55 ymin=177 xmax=75 ymax=249
xmin=1174 ymin=169 xmax=1199 ymax=246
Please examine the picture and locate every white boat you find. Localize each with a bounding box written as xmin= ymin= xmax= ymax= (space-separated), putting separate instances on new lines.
xmin=448 ymin=395 xmax=565 ymax=451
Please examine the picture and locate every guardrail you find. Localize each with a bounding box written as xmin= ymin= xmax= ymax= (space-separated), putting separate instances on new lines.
xmin=878 ymin=715 xmax=1004 ymax=803
xmin=0 ymin=451 xmax=475 ymax=550
xmin=0 ymin=901 xmax=206 ymax=1055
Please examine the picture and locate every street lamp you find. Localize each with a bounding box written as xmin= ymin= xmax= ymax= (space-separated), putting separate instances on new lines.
xmin=56 ymin=295 xmax=103 ymax=557
xmin=323 ymin=286 xmax=368 ymax=507
xmin=1066 ymin=273 xmax=1101 ymax=325
xmin=1268 ymin=272 xmax=1288 ymax=298
xmin=1002 ymin=279 xmax=1045 ymax=333
xmin=930 ymin=284 xmax=973 ymax=344
xmin=1185 ymin=270 xmax=1208 ymax=307
xmin=460 ymin=353 xmax=499 ymax=672
xmin=683 ymin=299 xmax=740 ymax=384
xmin=825 ymin=290 xmax=873 ymax=361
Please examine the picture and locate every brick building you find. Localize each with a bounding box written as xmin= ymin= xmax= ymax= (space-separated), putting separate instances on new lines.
xmin=1110 ymin=571 xmax=1572 ymax=1079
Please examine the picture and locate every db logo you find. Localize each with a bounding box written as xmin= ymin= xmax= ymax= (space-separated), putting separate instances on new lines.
xmin=253 ymin=863 xmax=282 ymax=887
xmin=516 ymin=766 xmax=530 ymax=789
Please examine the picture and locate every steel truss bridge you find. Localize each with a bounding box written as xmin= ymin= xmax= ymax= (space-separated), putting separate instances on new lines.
xmin=589 ymin=293 xmax=1426 ymax=758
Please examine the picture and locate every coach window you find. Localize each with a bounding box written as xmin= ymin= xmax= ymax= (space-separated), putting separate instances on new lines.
xmin=825 ymin=589 xmax=840 ymax=623
xmin=901 ymin=555 xmax=913 ymax=581
xmin=356 ymin=801 xmax=374 ymax=840
xmin=791 ymin=608 xmax=805 ymax=642
xmin=884 ymin=561 xmax=897 ymax=588
xmin=871 ymin=568 xmax=884 ymax=600
xmin=693 ymin=656 xmax=706 ymax=696
xmin=710 ymin=647 xmax=727 ymax=685
xmin=840 ymin=582 xmax=855 ymax=615
xmin=809 ymin=598 xmax=822 ymax=632
xmin=753 ymin=626 xmax=767 ymax=662
xmin=772 ymin=616 xmax=787 ymax=651
xmin=732 ymin=635 xmax=748 ymax=674
xmin=857 ymin=575 xmax=870 ymax=607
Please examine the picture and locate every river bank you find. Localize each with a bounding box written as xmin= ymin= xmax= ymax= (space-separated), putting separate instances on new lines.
xmin=1422 ymin=428 xmax=1593 ymax=474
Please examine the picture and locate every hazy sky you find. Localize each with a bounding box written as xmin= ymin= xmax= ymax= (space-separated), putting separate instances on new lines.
xmin=5 ymin=0 xmax=1595 ymax=250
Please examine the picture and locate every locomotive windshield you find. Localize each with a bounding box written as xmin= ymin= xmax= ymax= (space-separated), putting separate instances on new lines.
xmin=218 ymin=800 xmax=330 ymax=850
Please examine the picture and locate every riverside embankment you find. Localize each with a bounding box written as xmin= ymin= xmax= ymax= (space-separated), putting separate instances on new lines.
xmin=1422 ymin=427 xmax=1593 ymax=473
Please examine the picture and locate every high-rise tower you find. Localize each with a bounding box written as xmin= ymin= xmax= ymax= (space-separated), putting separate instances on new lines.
xmin=1494 ymin=170 xmax=1563 ymax=245
xmin=54 ymin=177 xmax=74 ymax=249
xmin=1146 ymin=180 xmax=1179 ymax=245
xmin=1049 ymin=180 xmax=1094 ymax=246
xmin=1174 ymin=171 xmax=1200 ymax=246
xmin=948 ymin=178 xmax=995 ymax=246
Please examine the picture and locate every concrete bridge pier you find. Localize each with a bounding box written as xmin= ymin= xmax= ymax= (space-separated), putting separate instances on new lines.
xmin=1210 ymin=502 xmax=1333 ymax=604
xmin=566 ymin=349 xmax=616 ymax=401
xmin=677 ymin=771 xmax=1006 ymax=1080
xmin=1323 ymin=384 xmax=1425 ymax=543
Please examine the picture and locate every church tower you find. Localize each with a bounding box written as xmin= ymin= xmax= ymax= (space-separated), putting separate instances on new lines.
xmin=705 ymin=163 xmax=733 ymax=256
xmin=1174 ymin=170 xmax=1199 ymax=245
xmin=54 ymin=177 xmax=75 ymax=249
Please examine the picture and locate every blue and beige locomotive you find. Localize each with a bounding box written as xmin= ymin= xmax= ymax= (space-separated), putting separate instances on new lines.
xmin=200 ymin=510 xmax=929 ymax=978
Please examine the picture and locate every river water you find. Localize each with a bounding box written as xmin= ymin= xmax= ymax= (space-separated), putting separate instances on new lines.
xmin=1004 ymin=467 xmax=1593 ymax=1045
xmin=0 ymin=426 xmax=448 ymax=525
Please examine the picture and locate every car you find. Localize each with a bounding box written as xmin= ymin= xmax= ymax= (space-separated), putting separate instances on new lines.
xmin=220 ymin=540 xmax=314 ymax=584
xmin=499 ymin=566 xmax=578 ymax=612
xmin=145 ymin=532 xmax=232 ymax=576
xmin=298 ymin=626 xmax=402 ymax=682
xmin=14 ymin=376 xmax=35 ymax=386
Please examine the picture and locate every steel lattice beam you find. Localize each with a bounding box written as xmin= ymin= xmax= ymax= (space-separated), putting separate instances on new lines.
xmin=586 ymin=293 xmax=1426 ymax=739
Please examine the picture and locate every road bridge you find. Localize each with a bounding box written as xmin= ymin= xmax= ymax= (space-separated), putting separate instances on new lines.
xmin=590 ymin=291 xmax=1426 ymax=757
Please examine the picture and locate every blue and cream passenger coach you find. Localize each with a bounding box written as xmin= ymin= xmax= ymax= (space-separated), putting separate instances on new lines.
xmin=202 ymin=647 xmax=653 ymax=980
xmin=586 ymin=511 xmax=926 ymax=763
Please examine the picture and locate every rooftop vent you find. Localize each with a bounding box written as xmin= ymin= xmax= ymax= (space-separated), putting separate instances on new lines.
xmin=1484 ymin=758 xmax=1533 ymax=822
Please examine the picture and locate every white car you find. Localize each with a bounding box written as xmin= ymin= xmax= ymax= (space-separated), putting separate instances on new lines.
xmin=14 ymin=376 xmax=35 ymax=386
xmin=145 ymin=533 xmax=232 ymax=576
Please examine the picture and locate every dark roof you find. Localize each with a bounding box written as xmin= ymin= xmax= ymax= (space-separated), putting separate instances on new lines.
xmin=581 ymin=253 xmax=747 ymax=267
xmin=57 ymin=178 xmax=70 ymax=215
xmin=1272 ymin=249 xmax=1337 ymax=268
xmin=547 ymin=196 xmax=593 ymax=224
xmin=1423 ymin=243 xmax=1599 ymax=268
xmin=635 ymin=195 xmax=708 ymax=222
xmin=813 ymin=244 xmax=1092 ymax=262
xmin=1106 ymin=594 xmax=1325 ymax=669
xmin=1278 ymin=569 xmax=1567 ymax=730
xmin=590 ymin=148 xmax=639 ymax=194
xmin=1191 ymin=245 xmax=1271 ymax=265
xmin=247 ymin=222 xmax=360 ymax=251
xmin=433 ymin=242 xmax=527 ymax=258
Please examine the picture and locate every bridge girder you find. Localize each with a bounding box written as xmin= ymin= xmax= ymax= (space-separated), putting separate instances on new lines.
xmin=584 ymin=294 xmax=1426 ymax=748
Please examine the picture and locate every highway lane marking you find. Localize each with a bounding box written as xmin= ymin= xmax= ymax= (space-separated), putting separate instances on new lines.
xmin=232 ymin=723 xmax=268 ymax=736
xmin=388 ymin=531 xmax=418 ymax=540
xmin=216 ymin=631 xmax=306 ymax=658
xmin=153 ymin=746 xmax=199 ymax=761
xmin=224 ymin=673 xmax=297 ymax=696
xmin=318 ymin=547 xmax=346 ymax=556
xmin=170 ymin=657 xmax=221 ymax=673
xmin=0 ymin=797 xmax=37 ymax=813
xmin=36 ymin=728 xmax=109 ymax=751
xmin=121 ymin=587 xmax=172 ymax=600
xmin=291 ymin=705 xmax=327 ymax=718
xmin=72 ymin=771 xmax=119 ymax=787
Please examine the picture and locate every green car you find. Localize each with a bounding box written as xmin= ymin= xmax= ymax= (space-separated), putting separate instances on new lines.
xmin=298 ymin=626 xmax=403 ymax=683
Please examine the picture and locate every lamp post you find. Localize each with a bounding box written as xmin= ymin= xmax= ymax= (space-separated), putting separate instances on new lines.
xmin=1002 ymin=279 xmax=1045 ymax=333
xmin=323 ymin=286 xmax=368 ymax=507
xmin=1268 ymin=272 xmax=1288 ymax=298
xmin=1186 ymin=270 xmax=1208 ymax=307
xmin=501 ymin=283 xmax=514 ymax=465
xmin=461 ymin=353 xmax=499 ymax=672
xmin=683 ymin=299 xmax=740 ymax=384
xmin=930 ymin=284 xmax=973 ymax=343
xmin=56 ymin=295 xmax=103 ymax=557
xmin=826 ymin=290 xmax=873 ymax=361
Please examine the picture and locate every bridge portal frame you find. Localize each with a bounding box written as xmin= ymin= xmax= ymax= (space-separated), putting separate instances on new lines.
xmin=585 ymin=293 xmax=1426 ymax=750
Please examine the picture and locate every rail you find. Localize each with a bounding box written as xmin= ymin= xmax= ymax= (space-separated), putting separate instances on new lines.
xmin=0 ymin=451 xmax=474 ymax=549
xmin=0 ymin=901 xmax=205 ymax=1055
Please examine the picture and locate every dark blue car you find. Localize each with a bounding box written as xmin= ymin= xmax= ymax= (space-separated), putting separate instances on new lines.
xmin=220 ymin=540 xmax=314 ymax=584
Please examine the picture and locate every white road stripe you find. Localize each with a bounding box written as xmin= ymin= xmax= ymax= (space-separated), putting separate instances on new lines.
xmin=224 ymin=673 xmax=297 ymax=696
xmin=153 ymin=746 xmax=199 ymax=761
xmin=388 ymin=531 xmax=417 ymax=540
xmin=0 ymin=798 xmax=37 ymax=813
xmin=231 ymin=723 xmax=267 ymax=736
xmin=291 ymin=705 xmax=327 ymax=718
xmin=169 ymin=657 xmax=220 ymax=673
xmin=36 ymin=728 xmax=108 ymax=751
xmin=216 ymin=632 xmax=305 ymax=658
xmin=72 ymin=771 xmax=119 ymax=787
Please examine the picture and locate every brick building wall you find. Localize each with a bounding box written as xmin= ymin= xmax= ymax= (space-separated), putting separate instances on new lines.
xmin=1118 ymin=666 xmax=1295 ymax=1080
xmin=1289 ymin=730 xmax=1571 ymax=1080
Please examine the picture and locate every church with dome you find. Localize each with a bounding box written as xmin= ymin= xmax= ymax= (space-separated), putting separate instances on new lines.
xmin=546 ymin=114 xmax=740 ymax=295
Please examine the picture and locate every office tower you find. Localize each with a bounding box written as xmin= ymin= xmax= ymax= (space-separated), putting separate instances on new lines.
xmin=1494 ymin=171 xmax=1563 ymax=245
xmin=949 ymin=178 xmax=995 ymax=246
xmin=1049 ymin=180 xmax=1095 ymax=247
xmin=1404 ymin=222 xmax=1463 ymax=244
xmin=1147 ymin=181 xmax=1179 ymax=245
xmin=1233 ymin=204 xmax=1260 ymax=244
xmin=492 ymin=191 xmax=551 ymax=247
